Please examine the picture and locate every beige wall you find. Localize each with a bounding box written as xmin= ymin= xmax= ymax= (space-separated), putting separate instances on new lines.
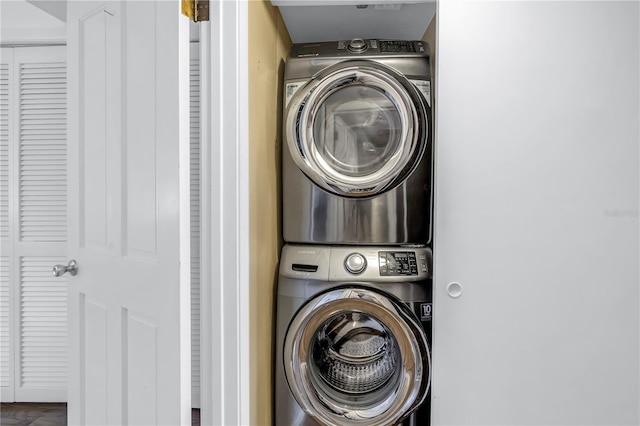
xmin=248 ymin=1 xmax=291 ymax=425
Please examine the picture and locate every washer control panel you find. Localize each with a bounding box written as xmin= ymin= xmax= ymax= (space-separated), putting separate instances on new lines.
xmin=342 ymin=249 xmax=430 ymax=277
xmin=378 ymin=251 xmax=428 ymax=276
xmin=281 ymin=245 xmax=432 ymax=281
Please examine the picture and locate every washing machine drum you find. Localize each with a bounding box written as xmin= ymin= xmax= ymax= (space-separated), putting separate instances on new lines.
xmin=283 ymin=287 xmax=430 ymax=426
xmin=285 ymin=60 xmax=429 ymax=198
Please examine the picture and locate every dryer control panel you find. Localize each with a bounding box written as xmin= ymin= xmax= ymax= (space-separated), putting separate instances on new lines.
xmin=291 ymin=39 xmax=428 ymax=59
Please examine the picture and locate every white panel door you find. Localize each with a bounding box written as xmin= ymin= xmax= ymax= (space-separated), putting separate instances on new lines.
xmin=433 ymin=2 xmax=639 ymax=425
xmin=66 ymin=2 xmax=191 ymax=424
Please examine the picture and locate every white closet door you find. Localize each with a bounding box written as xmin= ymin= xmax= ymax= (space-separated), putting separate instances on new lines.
xmin=66 ymin=2 xmax=191 ymax=422
xmin=433 ymin=2 xmax=639 ymax=424
xmin=0 ymin=45 xmax=67 ymax=403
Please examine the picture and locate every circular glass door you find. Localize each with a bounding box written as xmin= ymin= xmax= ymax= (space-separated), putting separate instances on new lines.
xmin=283 ymin=287 xmax=430 ymax=426
xmin=285 ymin=61 xmax=429 ymax=197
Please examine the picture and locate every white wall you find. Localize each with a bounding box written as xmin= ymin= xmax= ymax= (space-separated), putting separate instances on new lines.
xmin=433 ymin=1 xmax=639 ymax=424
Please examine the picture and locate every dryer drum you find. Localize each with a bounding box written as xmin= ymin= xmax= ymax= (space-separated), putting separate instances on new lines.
xmin=285 ymin=62 xmax=428 ymax=198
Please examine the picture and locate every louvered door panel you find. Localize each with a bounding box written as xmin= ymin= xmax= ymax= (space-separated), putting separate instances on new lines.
xmin=1 ymin=257 xmax=10 ymax=389
xmin=1 ymin=62 xmax=9 ymax=241
xmin=190 ymin=49 xmax=201 ymax=408
xmin=3 ymin=46 xmax=68 ymax=402
xmin=19 ymin=257 xmax=67 ymax=391
xmin=18 ymin=62 xmax=66 ymax=243
xmin=1 ymin=52 xmax=14 ymax=402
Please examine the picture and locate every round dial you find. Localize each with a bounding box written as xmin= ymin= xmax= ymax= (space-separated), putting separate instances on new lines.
xmin=344 ymin=253 xmax=367 ymax=274
xmin=348 ymin=38 xmax=367 ymax=53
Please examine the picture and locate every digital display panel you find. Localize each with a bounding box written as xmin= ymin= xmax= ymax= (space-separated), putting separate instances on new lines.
xmin=378 ymin=251 xmax=418 ymax=276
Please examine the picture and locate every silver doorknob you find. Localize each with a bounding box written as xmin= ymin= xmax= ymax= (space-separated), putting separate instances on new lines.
xmin=53 ymin=260 xmax=78 ymax=277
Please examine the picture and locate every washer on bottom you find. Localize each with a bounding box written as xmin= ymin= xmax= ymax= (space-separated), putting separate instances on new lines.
xmin=276 ymin=244 xmax=433 ymax=426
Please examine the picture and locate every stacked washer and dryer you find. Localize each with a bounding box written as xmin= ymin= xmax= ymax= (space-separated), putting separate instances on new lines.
xmin=276 ymin=39 xmax=434 ymax=426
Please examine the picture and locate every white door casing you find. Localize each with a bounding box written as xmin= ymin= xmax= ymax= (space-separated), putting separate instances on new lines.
xmin=66 ymin=2 xmax=191 ymax=424
xmin=199 ymin=1 xmax=251 ymax=424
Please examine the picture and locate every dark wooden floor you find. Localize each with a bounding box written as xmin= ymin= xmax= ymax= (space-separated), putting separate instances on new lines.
xmin=0 ymin=403 xmax=201 ymax=426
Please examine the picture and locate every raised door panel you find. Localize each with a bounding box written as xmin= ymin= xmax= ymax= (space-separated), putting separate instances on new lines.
xmin=79 ymin=8 xmax=110 ymax=251
xmin=123 ymin=2 xmax=158 ymax=260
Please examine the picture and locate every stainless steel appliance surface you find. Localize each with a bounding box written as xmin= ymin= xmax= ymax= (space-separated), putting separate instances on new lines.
xmin=276 ymin=244 xmax=432 ymax=426
xmin=283 ymin=38 xmax=433 ymax=245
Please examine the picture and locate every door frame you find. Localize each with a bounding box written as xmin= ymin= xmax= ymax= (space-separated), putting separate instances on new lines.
xmin=199 ymin=2 xmax=251 ymax=425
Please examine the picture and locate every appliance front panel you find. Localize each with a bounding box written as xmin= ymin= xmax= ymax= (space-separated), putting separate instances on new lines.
xmin=276 ymin=278 xmax=433 ymax=426
xmin=283 ymin=143 xmax=431 ymax=245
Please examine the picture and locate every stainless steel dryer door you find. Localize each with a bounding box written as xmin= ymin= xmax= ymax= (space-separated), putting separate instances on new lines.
xmin=285 ymin=61 xmax=429 ymax=197
xmin=283 ymin=287 xmax=430 ymax=426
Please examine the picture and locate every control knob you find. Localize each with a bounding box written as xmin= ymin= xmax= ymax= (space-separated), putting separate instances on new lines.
xmin=347 ymin=38 xmax=367 ymax=53
xmin=344 ymin=253 xmax=367 ymax=274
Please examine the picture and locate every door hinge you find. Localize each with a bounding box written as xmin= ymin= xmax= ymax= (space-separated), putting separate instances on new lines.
xmin=181 ymin=0 xmax=209 ymax=22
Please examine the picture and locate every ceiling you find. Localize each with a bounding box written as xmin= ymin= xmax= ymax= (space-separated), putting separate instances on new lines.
xmin=271 ymin=1 xmax=436 ymax=43
xmin=26 ymin=0 xmax=66 ymax=21
xmin=3 ymin=0 xmax=435 ymax=45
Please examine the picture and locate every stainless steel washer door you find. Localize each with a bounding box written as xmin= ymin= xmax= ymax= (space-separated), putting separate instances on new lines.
xmin=285 ymin=61 xmax=428 ymax=197
xmin=283 ymin=287 xmax=430 ymax=426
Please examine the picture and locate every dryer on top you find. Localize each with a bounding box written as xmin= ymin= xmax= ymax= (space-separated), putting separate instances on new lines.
xmin=283 ymin=38 xmax=433 ymax=246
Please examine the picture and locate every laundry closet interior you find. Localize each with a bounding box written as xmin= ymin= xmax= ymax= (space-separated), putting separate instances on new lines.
xmin=253 ymin=1 xmax=638 ymax=425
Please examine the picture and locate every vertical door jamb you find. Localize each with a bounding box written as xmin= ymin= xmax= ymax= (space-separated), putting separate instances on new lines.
xmin=199 ymin=1 xmax=251 ymax=425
